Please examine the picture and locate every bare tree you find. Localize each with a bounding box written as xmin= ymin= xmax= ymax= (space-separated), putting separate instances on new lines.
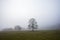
xmin=28 ymin=18 xmax=38 ymax=31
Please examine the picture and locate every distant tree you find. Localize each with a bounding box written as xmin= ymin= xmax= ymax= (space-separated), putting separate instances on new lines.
xmin=15 ymin=25 xmax=21 ymax=31
xmin=2 ymin=28 xmax=13 ymax=31
xmin=28 ymin=18 xmax=38 ymax=31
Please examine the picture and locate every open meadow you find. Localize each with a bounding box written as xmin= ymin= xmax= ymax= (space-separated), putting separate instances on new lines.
xmin=0 ymin=30 xmax=60 ymax=40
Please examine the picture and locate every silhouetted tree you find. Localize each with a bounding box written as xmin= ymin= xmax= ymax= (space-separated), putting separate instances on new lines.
xmin=15 ymin=25 xmax=21 ymax=31
xmin=28 ymin=18 xmax=38 ymax=31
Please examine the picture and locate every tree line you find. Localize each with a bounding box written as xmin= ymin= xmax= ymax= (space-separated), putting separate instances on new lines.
xmin=2 ymin=18 xmax=38 ymax=31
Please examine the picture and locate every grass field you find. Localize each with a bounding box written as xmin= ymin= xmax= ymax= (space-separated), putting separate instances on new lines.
xmin=0 ymin=30 xmax=60 ymax=40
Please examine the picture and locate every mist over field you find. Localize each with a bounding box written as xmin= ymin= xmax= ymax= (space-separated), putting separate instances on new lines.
xmin=0 ymin=0 xmax=60 ymax=31
xmin=0 ymin=0 xmax=60 ymax=40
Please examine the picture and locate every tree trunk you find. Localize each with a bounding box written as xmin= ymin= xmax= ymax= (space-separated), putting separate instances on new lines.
xmin=32 ymin=28 xmax=34 ymax=32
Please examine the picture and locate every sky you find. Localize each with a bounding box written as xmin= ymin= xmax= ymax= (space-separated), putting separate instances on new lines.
xmin=0 ymin=0 xmax=60 ymax=30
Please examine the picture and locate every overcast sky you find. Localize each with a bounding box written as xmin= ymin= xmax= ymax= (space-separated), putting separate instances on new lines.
xmin=0 ymin=0 xmax=60 ymax=30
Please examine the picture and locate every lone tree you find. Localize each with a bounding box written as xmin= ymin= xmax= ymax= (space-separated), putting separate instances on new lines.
xmin=28 ymin=18 xmax=38 ymax=31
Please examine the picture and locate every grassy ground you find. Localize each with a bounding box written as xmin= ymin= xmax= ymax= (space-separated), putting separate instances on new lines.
xmin=0 ymin=30 xmax=60 ymax=40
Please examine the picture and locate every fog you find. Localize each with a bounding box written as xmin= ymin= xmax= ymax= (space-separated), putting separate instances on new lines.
xmin=0 ymin=0 xmax=60 ymax=30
